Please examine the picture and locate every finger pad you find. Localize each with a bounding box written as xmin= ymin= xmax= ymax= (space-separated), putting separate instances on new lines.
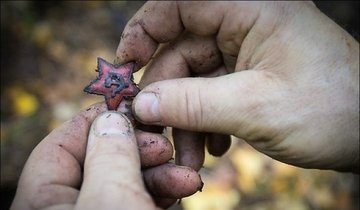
xmin=143 ymin=164 xmax=203 ymax=198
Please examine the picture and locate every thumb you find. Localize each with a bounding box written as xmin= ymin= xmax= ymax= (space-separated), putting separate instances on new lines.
xmin=75 ymin=112 xmax=156 ymax=210
xmin=133 ymin=71 xmax=268 ymax=136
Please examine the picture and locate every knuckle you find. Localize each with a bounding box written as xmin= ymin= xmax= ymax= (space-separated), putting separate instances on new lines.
xmin=183 ymin=86 xmax=204 ymax=131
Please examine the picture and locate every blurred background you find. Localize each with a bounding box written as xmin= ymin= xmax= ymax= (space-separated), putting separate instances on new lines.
xmin=1 ymin=1 xmax=359 ymax=210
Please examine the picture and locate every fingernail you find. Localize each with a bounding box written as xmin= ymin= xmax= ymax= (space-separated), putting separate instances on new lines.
xmin=93 ymin=111 xmax=131 ymax=136
xmin=133 ymin=92 xmax=161 ymax=123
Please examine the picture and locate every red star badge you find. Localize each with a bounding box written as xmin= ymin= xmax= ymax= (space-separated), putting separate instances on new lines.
xmin=84 ymin=57 xmax=140 ymax=110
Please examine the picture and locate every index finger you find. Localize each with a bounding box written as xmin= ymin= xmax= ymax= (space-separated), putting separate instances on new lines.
xmin=116 ymin=1 xmax=228 ymax=68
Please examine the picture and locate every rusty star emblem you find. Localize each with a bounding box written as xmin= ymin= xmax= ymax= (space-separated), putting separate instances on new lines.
xmin=84 ymin=57 xmax=140 ymax=110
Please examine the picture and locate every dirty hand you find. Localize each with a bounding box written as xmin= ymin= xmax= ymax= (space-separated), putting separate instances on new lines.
xmin=117 ymin=2 xmax=359 ymax=172
xmin=11 ymin=103 xmax=202 ymax=210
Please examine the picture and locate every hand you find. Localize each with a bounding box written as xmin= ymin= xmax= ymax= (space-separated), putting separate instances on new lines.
xmin=10 ymin=103 xmax=202 ymax=210
xmin=116 ymin=2 xmax=359 ymax=172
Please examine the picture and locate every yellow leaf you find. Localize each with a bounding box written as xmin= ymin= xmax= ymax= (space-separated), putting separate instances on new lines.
xmin=9 ymin=86 xmax=38 ymax=117
xmin=230 ymin=145 xmax=263 ymax=193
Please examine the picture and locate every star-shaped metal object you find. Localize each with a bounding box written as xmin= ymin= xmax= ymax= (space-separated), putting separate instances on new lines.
xmin=84 ymin=57 xmax=140 ymax=110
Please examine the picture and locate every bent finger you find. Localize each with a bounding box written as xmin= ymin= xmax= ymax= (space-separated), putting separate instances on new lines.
xmin=143 ymin=163 xmax=203 ymax=199
xmin=136 ymin=130 xmax=173 ymax=168
xmin=206 ymin=133 xmax=232 ymax=157
xmin=116 ymin=1 xmax=231 ymax=67
xmin=139 ymin=32 xmax=222 ymax=88
xmin=173 ymin=128 xmax=205 ymax=171
xmin=116 ymin=1 xmax=183 ymax=68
